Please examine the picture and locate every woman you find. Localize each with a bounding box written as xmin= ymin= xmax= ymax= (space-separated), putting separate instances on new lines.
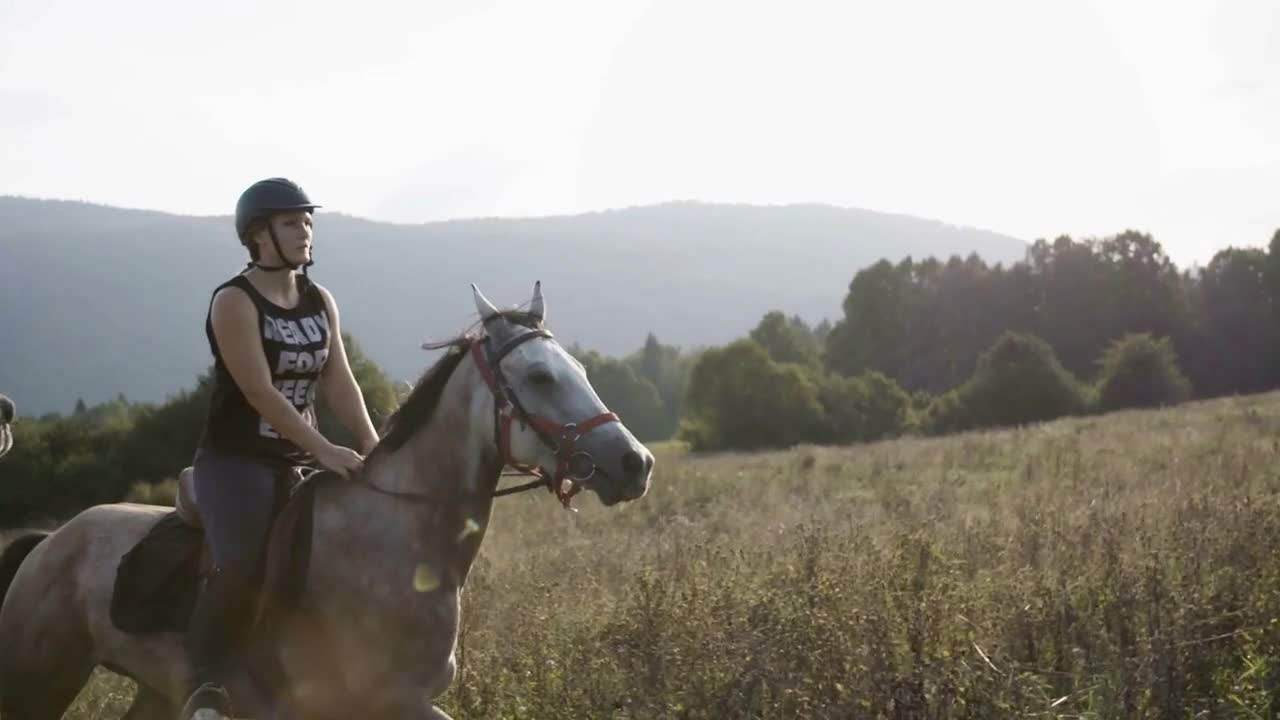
xmin=181 ymin=178 xmax=378 ymax=719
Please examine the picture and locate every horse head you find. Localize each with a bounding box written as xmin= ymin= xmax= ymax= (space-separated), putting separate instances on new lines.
xmin=0 ymin=394 xmax=14 ymax=459
xmin=465 ymin=281 xmax=654 ymax=507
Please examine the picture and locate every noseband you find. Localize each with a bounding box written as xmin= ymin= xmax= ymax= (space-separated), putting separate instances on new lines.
xmin=470 ymin=327 xmax=620 ymax=509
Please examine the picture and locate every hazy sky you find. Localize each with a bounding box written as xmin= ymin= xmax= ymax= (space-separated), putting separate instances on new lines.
xmin=2 ymin=0 xmax=1277 ymax=267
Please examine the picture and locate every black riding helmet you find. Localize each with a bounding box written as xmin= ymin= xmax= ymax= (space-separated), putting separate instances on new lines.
xmin=235 ymin=178 xmax=322 ymax=273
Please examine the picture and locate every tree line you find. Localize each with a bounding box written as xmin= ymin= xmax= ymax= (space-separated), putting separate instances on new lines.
xmin=2 ymin=228 xmax=1278 ymax=525
xmin=682 ymin=229 xmax=1280 ymax=449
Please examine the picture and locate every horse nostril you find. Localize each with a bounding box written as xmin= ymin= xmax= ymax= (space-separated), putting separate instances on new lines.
xmin=621 ymin=450 xmax=644 ymax=478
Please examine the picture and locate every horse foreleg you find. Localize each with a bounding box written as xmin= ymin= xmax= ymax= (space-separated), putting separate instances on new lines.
xmin=0 ymin=612 xmax=95 ymax=720
xmin=120 ymin=683 xmax=176 ymax=720
xmin=0 ymin=657 xmax=94 ymax=720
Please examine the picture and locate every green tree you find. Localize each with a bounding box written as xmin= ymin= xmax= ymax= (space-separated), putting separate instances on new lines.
xmin=577 ymin=350 xmax=669 ymax=442
xmin=638 ymin=333 xmax=665 ymax=389
xmin=750 ymin=311 xmax=821 ymax=368
xmin=1095 ymin=333 xmax=1192 ymax=412
xmin=680 ymin=340 xmax=825 ymax=451
xmin=1181 ymin=247 xmax=1280 ymax=397
xmin=818 ymin=371 xmax=912 ymax=443
xmin=1264 ymin=228 xmax=1280 ymax=315
xmin=1025 ymin=235 xmax=1113 ymax=378
xmin=812 ymin=318 xmax=833 ymax=345
xmin=825 ymin=259 xmax=916 ymax=380
xmin=625 ymin=333 xmax=689 ymax=438
xmin=1097 ymin=230 xmax=1190 ymax=359
xmin=114 ymin=371 xmax=214 ymax=487
xmin=925 ymin=331 xmax=1088 ymax=433
xmin=0 ymin=400 xmax=135 ymax=525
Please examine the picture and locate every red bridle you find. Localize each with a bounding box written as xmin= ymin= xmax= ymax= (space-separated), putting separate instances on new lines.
xmin=469 ymin=331 xmax=619 ymax=509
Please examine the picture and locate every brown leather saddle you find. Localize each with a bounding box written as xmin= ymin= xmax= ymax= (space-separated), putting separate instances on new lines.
xmin=109 ymin=465 xmax=328 ymax=635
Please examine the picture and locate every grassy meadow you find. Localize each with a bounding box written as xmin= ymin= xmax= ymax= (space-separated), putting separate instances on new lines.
xmin=33 ymin=392 xmax=1280 ymax=718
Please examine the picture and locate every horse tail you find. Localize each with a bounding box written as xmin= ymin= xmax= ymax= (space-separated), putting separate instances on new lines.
xmin=0 ymin=532 xmax=49 ymax=611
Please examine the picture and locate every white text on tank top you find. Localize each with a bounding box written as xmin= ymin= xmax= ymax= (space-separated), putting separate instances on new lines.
xmin=257 ymin=309 xmax=331 ymax=439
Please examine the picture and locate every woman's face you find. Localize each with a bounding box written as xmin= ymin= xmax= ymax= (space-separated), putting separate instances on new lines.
xmin=255 ymin=210 xmax=314 ymax=266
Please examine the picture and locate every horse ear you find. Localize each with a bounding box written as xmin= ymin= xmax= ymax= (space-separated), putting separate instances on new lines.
xmin=472 ymin=283 xmax=500 ymax=322
xmin=529 ymin=280 xmax=545 ymax=322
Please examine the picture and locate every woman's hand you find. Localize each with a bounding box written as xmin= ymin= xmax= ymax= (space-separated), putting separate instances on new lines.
xmin=316 ymin=442 xmax=365 ymax=480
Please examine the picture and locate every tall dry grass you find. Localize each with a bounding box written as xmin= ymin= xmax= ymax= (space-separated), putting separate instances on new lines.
xmin=42 ymin=392 xmax=1280 ymax=718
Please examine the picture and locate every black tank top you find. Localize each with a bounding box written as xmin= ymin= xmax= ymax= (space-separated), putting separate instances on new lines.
xmin=198 ymin=273 xmax=331 ymax=467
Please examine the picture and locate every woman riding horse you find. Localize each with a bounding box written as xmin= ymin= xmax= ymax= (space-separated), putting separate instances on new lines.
xmin=180 ymin=178 xmax=378 ymax=719
xmin=0 ymin=279 xmax=654 ymax=719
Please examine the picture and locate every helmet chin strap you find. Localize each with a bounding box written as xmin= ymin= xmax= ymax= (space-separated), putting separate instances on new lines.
xmin=248 ymin=223 xmax=314 ymax=277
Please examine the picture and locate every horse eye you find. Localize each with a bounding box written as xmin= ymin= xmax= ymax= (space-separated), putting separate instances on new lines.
xmin=529 ymin=370 xmax=555 ymax=386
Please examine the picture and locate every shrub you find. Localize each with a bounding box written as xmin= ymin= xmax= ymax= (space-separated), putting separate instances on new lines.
xmin=1095 ymin=333 xmax=1192 ymax=412
xmin=924 ymin=331 xmax=1088 ymax=432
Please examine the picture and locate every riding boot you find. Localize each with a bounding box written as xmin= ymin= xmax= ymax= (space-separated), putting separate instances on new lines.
xmin=180 ymin=566 xmax=254 ymax=718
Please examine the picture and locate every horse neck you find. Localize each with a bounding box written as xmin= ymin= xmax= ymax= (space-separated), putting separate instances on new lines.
xmin=339 ymin=352 xmax=504 ymax=587
xmin=371 ymin=356 xmax=500 ymax=496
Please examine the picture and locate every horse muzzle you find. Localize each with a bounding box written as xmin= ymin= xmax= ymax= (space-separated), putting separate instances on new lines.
xmin=579 ymin=441 xmax=654 ymax=506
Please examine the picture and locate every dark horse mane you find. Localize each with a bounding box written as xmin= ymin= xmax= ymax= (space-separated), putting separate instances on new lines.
xmin=372 ymin=311 xmax=544 ymax=455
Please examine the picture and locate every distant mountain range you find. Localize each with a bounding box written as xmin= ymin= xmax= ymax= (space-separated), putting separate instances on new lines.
xmin=0 ymin=196 xmax=1027 ymax=415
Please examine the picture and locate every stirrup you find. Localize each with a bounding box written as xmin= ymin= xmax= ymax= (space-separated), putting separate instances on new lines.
xmin=178 ymin=681 xmax=233 ymax=720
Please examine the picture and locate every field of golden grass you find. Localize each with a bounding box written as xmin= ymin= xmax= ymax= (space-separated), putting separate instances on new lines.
xmin=29 ymin=392 xmax=1280 ymax=718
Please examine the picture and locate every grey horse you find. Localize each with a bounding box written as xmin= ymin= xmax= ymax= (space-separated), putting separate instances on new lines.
xmin=0 ymin=282 xmax=654 ymax=719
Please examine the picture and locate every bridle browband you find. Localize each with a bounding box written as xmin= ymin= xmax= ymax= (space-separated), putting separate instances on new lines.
xmin=355 ymin=321 xmax=620 ymax=510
